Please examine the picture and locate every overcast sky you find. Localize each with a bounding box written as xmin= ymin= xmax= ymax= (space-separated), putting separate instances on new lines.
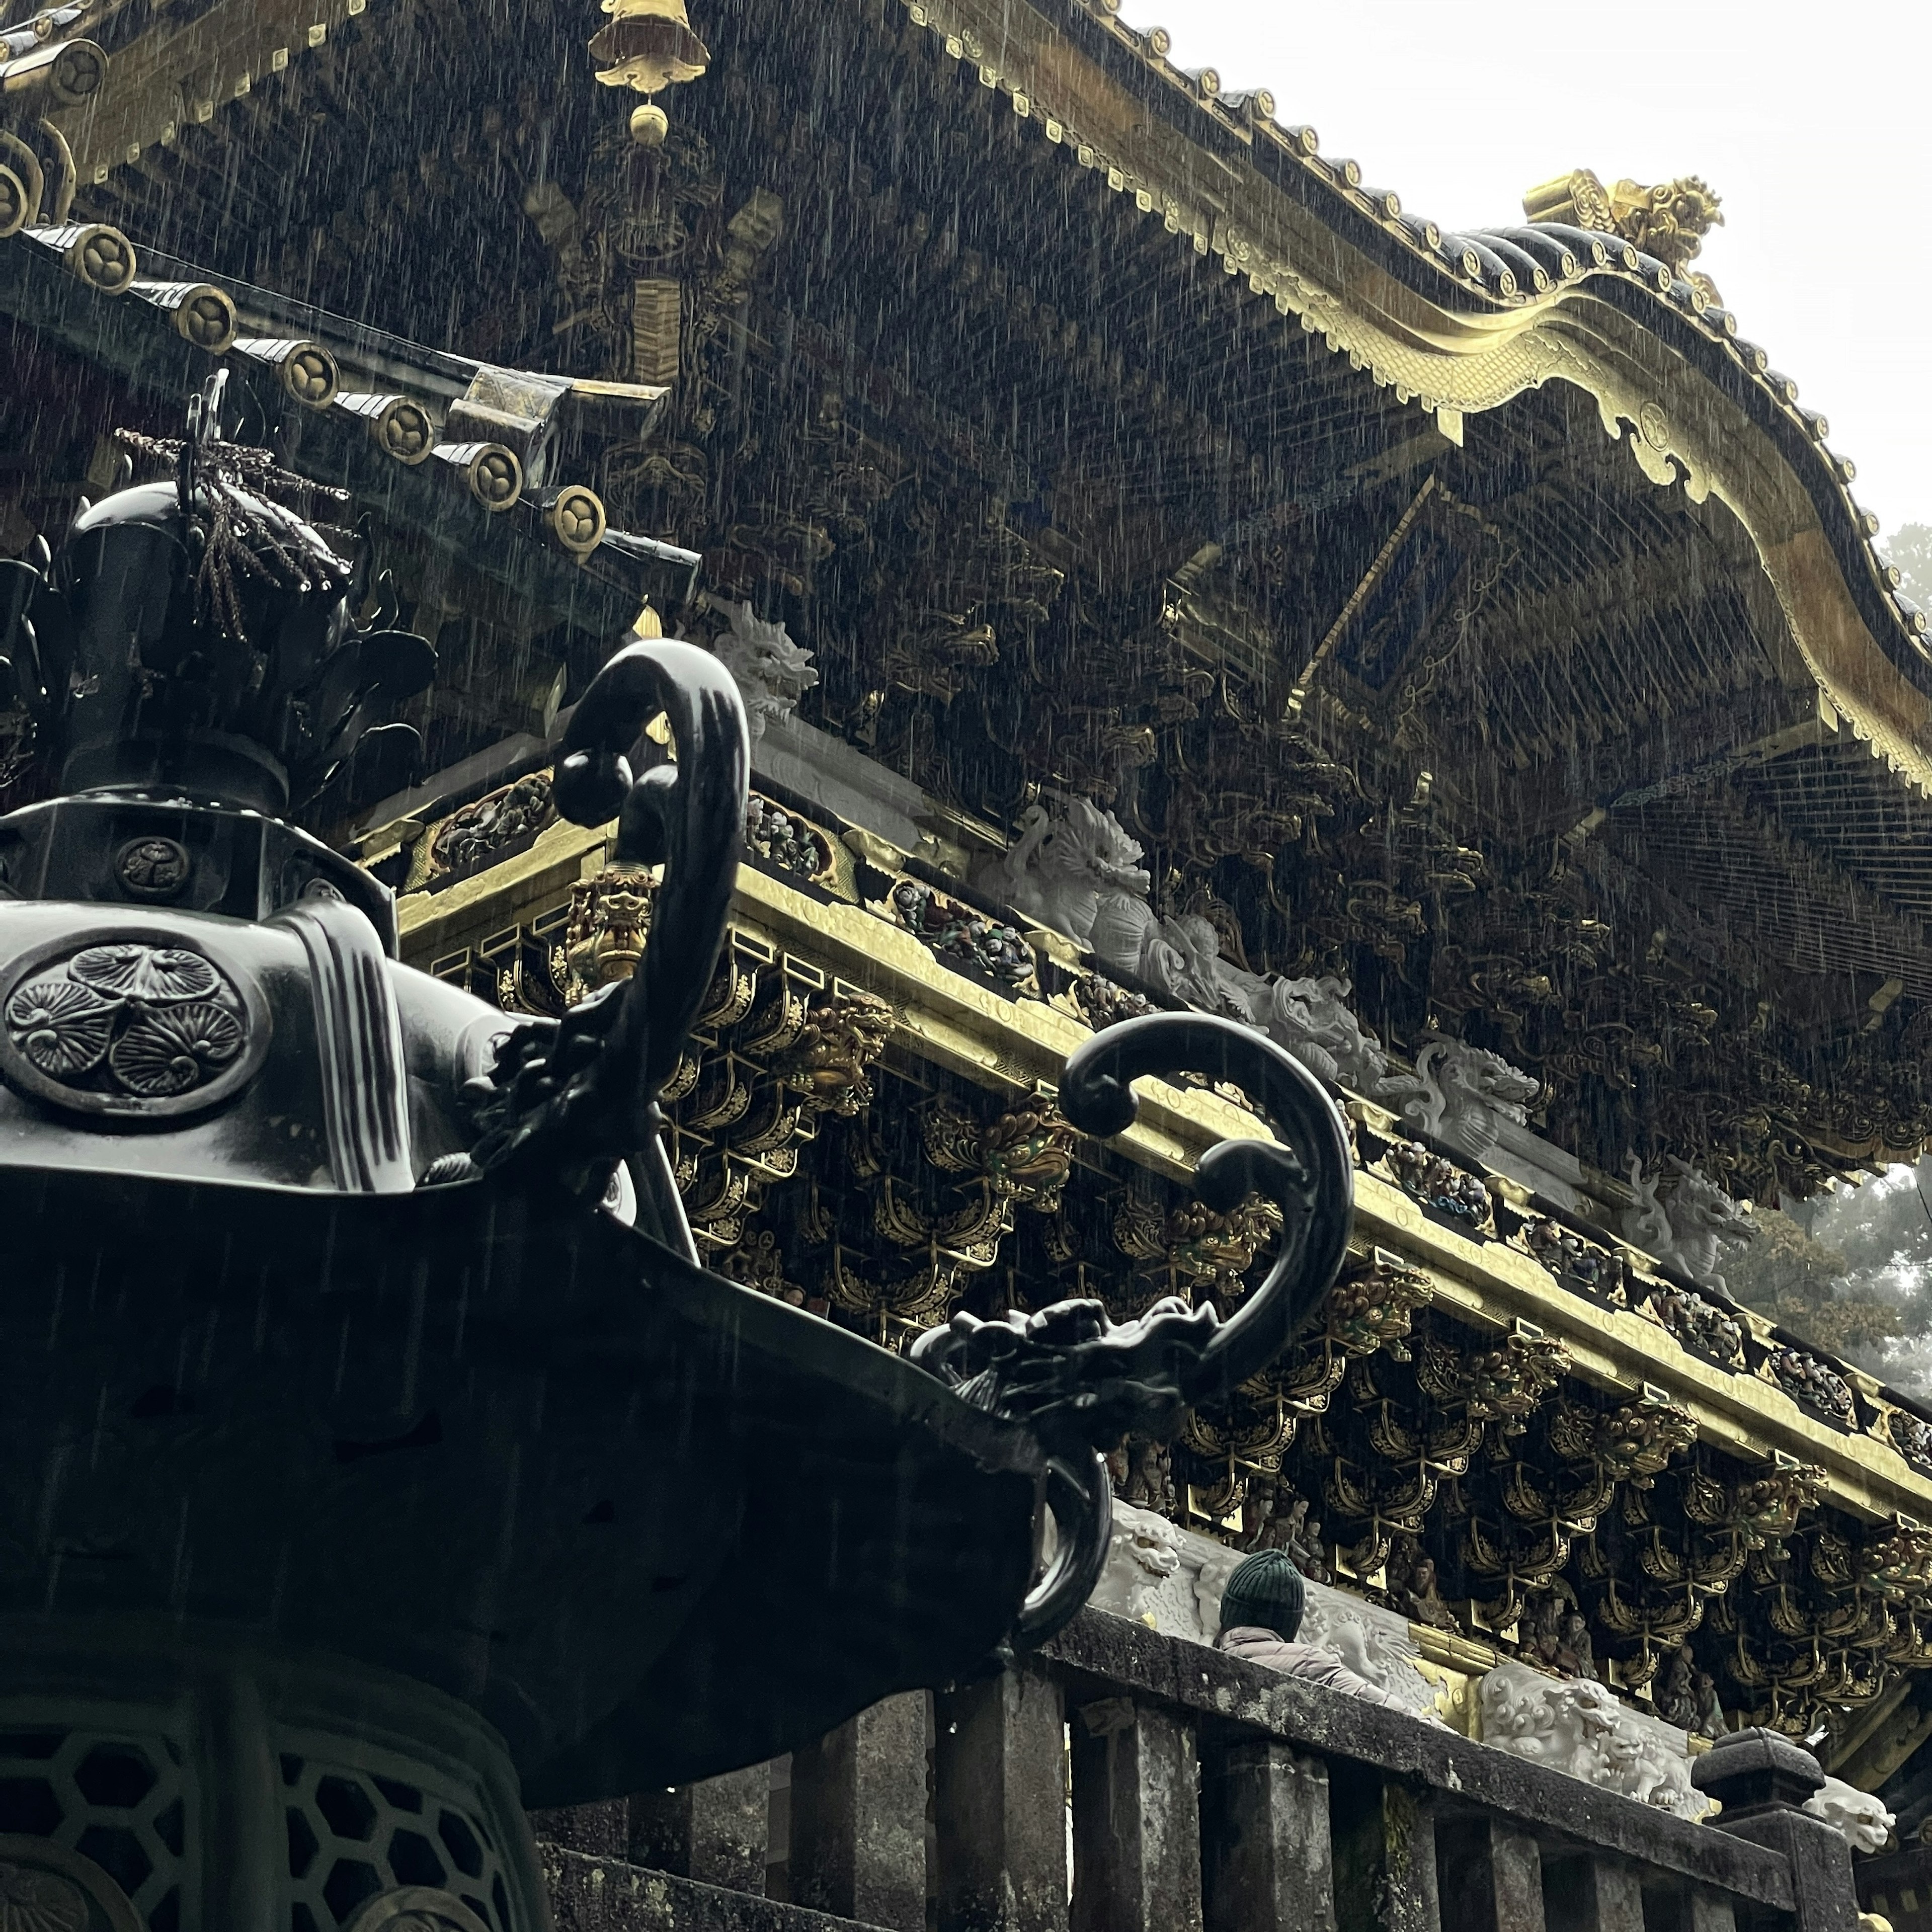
xmin=1114 ymin=0 xmax=1929 ymax=541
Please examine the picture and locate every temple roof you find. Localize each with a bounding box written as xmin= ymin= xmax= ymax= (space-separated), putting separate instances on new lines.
xmin=9 ymin=0 xmax=1932 ymax=1199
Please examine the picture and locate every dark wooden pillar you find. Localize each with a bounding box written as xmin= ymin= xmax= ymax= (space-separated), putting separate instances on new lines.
xmin=629 ymin=1764 xmax=771 ymax=1894
xmin=1437 ymin=1816 xmax=1545 ymax=1932
xmin=1069 ymin=1696 xmax=1202 ymax=1932
xmin=1330 ymin=1766 xmax=1439 ymax=1932
xmin=1544 ymin=1853 xmax=1644 ymax=1932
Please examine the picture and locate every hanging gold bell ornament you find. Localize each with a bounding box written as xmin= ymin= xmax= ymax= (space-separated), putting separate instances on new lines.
xmin=589 ymin=0 xmax=708 ymax=146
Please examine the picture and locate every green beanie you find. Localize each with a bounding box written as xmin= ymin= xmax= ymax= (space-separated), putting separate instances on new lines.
xmin=1219 ymin=1550 xmax=1307 ymax=1641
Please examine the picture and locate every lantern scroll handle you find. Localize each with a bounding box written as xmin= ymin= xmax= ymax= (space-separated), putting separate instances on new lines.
xmin=463 ymin=636 xmax=748 ymax=1194
xmin=910 ymin=1011 xmax=1355 ymax=1653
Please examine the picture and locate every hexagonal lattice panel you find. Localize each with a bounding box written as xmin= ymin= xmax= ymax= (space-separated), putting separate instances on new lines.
xmin=281 ymin=1754 xmax=512 ymax=1932
xmin=0 ymin=1727 xmax=187 ymax=1928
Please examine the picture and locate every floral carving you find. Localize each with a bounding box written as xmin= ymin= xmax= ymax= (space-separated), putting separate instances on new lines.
xmin=111 ymin=1000 xmax=243 ymax=1095
xmin=3 ymin=939 xmax=253 ymax=1110
xmin=70 ymin=942 xmax=218 ymax=1002
xmin=8 ymin=976 xmax=116 ymax=1077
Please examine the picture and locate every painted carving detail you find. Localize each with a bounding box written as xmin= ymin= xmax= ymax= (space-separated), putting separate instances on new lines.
xmin=431 ymin=771 xmax=555 ymax=877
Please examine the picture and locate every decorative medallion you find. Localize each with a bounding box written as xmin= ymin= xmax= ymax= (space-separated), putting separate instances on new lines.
xmin=0 ymin=1865 xmax=85 ymax=1932
xmin=0 ymin=1840 xmax=141 ymax=1932
xmin=0 ymin=933 xmax=269 ymax=1118
xmin=113 ymin=837 xmax=191 ymax=901
xmin=343 ymin=1887 xmax=494 ymax=1932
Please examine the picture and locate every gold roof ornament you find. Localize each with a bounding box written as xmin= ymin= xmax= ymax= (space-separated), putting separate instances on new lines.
xmin=589 ymin=0 xmax=709 ymax=146
xmin=1523 ymin=168 xmax=1724 ymax=304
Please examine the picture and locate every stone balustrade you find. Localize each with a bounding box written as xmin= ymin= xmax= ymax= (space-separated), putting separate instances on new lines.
xmin=533 ymin=1607 xmax=1868 ymax=1932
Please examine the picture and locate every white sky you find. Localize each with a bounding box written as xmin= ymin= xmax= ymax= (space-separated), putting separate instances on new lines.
xmin=1113 ymin=0 xmax=1931 ymax=540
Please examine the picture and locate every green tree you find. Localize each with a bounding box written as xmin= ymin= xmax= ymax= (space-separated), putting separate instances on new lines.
xmin=1887 ymin=524 xmax=1932 ymax=612
xmin=1726 ymin=1206 xmax=1904 ymax=1356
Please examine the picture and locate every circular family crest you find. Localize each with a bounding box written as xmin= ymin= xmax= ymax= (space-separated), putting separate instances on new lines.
xmin=113 ymin=836 xmax=192 ymax=901
xmin=0 ymin=1840 xmax=141 ymax=1932
xmin=343 ymin=1888 xmax=494 ymax=1932
xmin=0 ymin=932 xmax=270 ymax=1119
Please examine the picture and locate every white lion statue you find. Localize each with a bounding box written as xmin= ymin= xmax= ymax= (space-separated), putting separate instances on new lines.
xmin=1477 ymin=1662 xmax=1708 ymax=1820
xmin=977 ymin=796 xmax=1153 ymax=950
xmin=1249 ymin=973 xmax=1391 ymax=1097
xmin=1805 ymin=1777 xmax=1894 ymax=1854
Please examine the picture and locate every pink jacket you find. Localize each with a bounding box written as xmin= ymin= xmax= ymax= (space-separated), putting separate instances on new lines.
xmin=1216 ymin=1624 xmax=1416 ymax=1712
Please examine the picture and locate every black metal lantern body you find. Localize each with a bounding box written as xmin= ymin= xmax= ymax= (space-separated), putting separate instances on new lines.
xmin=0 ymin=407 xmax=1356 ymax=1932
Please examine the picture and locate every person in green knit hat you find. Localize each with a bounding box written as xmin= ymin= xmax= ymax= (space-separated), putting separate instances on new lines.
xmin=1216 ymin=1549 xmax=1437 ymax=1718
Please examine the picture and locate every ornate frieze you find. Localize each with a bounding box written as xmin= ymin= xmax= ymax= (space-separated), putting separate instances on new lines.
xmin=401 ymin=772 xmax=1932 ymax=1752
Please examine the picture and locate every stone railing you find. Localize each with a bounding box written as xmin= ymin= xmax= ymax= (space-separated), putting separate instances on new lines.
xmin=530 ymin=1607 xmax=1867 ymax=1932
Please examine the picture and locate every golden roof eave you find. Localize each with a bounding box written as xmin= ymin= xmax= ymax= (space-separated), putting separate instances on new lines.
xmin=397 ymin=820 xmax=1932 ymax=1534
xmin=885 ymin=0 xmax=1932 ymax=805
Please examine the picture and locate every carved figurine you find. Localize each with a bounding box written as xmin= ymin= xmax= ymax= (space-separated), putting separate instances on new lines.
xmin=1381 ymin=1037 xmax=1539 ymax=1164
xmin=1646 ymin=1282 xmax=1746 ymax=1365
xmin=1558 ymin=1612 xmax=1597 ymax=1682
xmin=1135 ymin=911 xmax=1256 ymax=1022
xmin=1621 ymin=1156 xmax=1757 ymax=1295
xmin=1693 ymin=1671 xmax=1725 ymax=1742
xmin=1526 ymin=1592 xmax=1566 ymax=1671
xmin=1480 ymin=1662 xmax=1708 ymax=1820
xmin=1386 ymin=1536 xmax=1461 ymax=1635
xmin=705 ymin=592 xmax=817 ymax=741
xmin=1291 ymin=1513 xmax=1333 ymax=1587
xmin=1656 ymin=1643 xmax=1701 ymax=1730
xmin=1119 ymin=1435 xmax=1178 ymax=1516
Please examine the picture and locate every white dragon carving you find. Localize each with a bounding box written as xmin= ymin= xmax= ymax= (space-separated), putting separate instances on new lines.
xmin=1380 ymin=1038 xmax=1539 ymax=1163
xmin=1620 ymin=1156 xmax=1757 ymax=1294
